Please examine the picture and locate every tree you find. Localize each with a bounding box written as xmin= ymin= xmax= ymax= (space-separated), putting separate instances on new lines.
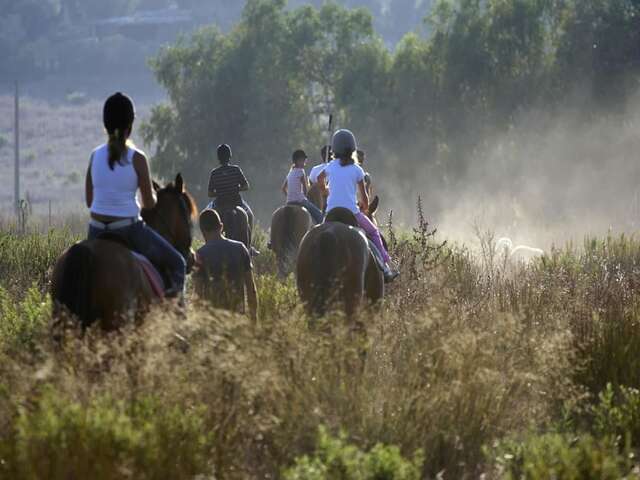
xmin=143 ymin=0 xmax=382 ymax=210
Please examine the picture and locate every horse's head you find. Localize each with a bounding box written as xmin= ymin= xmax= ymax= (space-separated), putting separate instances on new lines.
xmin=142 ymin=173 xmax=198 ymax=272
xmin=366 ymin=195 xmax=380 ymax=226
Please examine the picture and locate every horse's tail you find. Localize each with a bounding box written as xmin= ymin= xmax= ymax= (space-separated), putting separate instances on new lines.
xmin=222 ymin=207 xmax=249 ymax=248
xmin=310 ymin=229 xmax=338 ymax=316
xmin=56 ymin=243 xmax=95 ymax=329
xmin=281 ymin=206 xmax=299 ymax=260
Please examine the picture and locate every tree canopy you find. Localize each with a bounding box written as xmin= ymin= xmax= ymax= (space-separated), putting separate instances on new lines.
xmin=142 ymin=0 xmax=640 ymax=215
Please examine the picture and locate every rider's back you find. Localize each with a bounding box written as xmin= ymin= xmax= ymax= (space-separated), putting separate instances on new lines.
xmin=209 ymin=164 xmax=245 ymax=207
xmin=324 ymin=160 xmax=365 ymax=214
xmin=90 ymin=144 xmax=140 ymax=218
xmin=196 ymin=238 xmax=251 ymax=311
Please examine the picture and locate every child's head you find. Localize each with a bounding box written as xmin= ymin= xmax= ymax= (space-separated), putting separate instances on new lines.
xmin=292 ymin=149 xmax=307 ymax=168
xmin=199 ymin=208 xmax=223 ymax=238
xmin=217 ymin=144 xmax=232 ymax=164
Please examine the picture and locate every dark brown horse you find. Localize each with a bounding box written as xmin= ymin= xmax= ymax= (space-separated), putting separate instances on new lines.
xmin=270 ymin=204 xmax=313 ymax=276
xmin=296 ymin=207 xmax=384 ymax=317
xmin=307 ymin=182 xmax=326 ymax=211
xmin=51 ymin=174 xmax=197 ymax=331
xmin=214 ymin=206 xmax=251 ymax=250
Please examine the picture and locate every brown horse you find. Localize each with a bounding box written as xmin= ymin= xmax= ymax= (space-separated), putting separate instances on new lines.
xmin=51 ymin=174 xmax=197 ymax=331
xmin=270 ymin=204 xmax=313 ymax=276
xmin=296 ymin=207 xmax=384 ymax=318
xmin=307 ymin=182 xmax=326 ymax=211
xmin=214 ymin=206 xmax=251 ymax=250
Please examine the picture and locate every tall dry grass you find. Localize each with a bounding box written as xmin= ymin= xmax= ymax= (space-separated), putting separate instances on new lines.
xmin=1 ymin=211 xmax=640 ymax=478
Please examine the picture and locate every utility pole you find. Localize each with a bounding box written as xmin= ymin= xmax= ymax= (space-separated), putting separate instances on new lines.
xmin=14 ymin=81 xmax=20 ymax=216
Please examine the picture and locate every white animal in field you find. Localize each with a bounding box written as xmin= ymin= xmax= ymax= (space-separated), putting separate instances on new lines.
xmin=496 ymin=237 xmax=544 ymax=263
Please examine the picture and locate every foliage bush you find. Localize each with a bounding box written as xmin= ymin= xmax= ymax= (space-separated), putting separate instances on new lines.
xmin=283 ymin=426 xmax=423 ymax=480
xmin=0 ymin=390 xmax=212 ymax=480
xmin=3 ymin=223 xmax=640 ymax=476
xmin=491 ymin=433 xmax=635 ymax=480
xmin=0 ymin=229 xmax=78 ymax=297
xmin=591 ymin=384 xmax=640 ymax=447
xmin=0 ymin=285 xmax=50 ymax=355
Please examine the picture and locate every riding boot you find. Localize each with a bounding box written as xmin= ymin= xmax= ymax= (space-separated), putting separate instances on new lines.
xmin=383 ymin=264 xmax=400 ymax=283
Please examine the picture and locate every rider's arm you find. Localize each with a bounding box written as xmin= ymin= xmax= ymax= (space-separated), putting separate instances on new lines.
xmin=85 ymin=155 xmax=93 ymax=208
xmin=133 ymin=151 xmax=157 ymax=210
xmin=281 ymin=178 xmax=288 ymax=197
xmin=208 ymin=172 xmax=216 ymax=198
xmin=301 ymin=171 xmax=309 ymax=195
xmin=358 ymin=180 xmax=370 ymax=214
xmin=238 ymin=167 xmax=250 ymax=192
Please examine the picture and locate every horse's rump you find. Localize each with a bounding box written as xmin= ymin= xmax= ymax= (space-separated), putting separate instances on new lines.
xmin=297 ymin=221 xmax=376 ymax=317
xmin=216 ymin=206 xmax=250 ymax=248
xmin=53 ymin=242 xmax=95 ymax=328
xmin=270 ymin=205 xmax=312 ymax=276
xmin=52 ymin=239 xmax=154 ymax=331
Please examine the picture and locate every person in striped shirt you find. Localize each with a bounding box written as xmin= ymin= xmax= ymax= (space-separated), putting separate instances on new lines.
xmin=207 ymin=144 xmax=254 ymax=231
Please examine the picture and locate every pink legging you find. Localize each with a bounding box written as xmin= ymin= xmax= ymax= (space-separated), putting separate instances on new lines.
xmin=355 ymin=212 xmax=390 ymax=264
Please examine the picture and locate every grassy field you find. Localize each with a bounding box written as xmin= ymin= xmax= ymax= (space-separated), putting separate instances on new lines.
xmin=2 ymin=211 xmax=640 ymax=479
xmin=0 ymin=95 xmax=151 ymax=218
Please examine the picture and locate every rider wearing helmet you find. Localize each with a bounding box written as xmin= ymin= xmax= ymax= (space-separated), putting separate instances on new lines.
xmin=318 ymin=129 xmax=398 ymax=282
xmin=207 ymin=144 xmax=255 ymax=231
xmin=85 ymin=92 xmax=186 ymax=296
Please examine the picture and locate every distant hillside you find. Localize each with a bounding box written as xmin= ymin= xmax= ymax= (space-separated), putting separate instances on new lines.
xmin=0 ymin=1 xmax=431 ymax=89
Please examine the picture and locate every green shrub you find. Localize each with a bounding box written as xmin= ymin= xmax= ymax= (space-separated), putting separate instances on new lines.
xmin=491 ymin=432 xmax=634 ymax=479
xmin=591 ymin=384 xmax=640 ymax=446
xmin=255 ymin=273 xmax=298 ymax=320
xmin=283 ymin=426 xmax=423 ymax=480
xmin=0 ymin=389 xmax=213 ymax=480
xmin=0 ymin=229 xmax=77 ymax=295
xmin=0 ymin=285 xmax=50 ymax=354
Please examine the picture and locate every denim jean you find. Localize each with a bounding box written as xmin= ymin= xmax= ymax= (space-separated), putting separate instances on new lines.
xmin=88 ymin=221 xmax=186 ymax=291
xmin=287 ymin=199 xmax=324 ymax=224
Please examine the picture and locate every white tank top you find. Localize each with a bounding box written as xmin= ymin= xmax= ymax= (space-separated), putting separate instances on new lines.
xmin=286 ymin=167 xmax=307 ymax=203
xmin=90 ymin=144 xmax=141 ymax=218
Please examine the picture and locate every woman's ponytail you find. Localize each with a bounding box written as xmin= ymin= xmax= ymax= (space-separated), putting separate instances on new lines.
xmin=103 ymin=92 xmax=135 ymax=170
xmin=107 ymin=128 xmax=127 ymax=170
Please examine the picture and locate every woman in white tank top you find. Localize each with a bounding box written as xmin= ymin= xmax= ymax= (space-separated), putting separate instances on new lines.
xmin=85 ymin=92 xmax=186 ymax=294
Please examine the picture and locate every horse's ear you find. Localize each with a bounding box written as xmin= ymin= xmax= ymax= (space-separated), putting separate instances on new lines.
xmin=152 ymin=180 xmax=161 ymax=192
xmin=175 ymin=173 xmax=184 ymax=193
xmin=369 ymin=195 xmax=379 ymax=215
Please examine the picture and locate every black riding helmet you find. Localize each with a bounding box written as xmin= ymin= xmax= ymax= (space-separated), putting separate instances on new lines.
xmin=103 ymin=92 xmax=135 ymax=134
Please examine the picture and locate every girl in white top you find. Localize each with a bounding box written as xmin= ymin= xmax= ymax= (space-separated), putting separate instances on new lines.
xmin=318 ymin=129 xmax=398 ymax=282
xmin=85 ymin=92 xmax=186 ymax=293
xmin=281 ymin=149 xmax=324 ymax=224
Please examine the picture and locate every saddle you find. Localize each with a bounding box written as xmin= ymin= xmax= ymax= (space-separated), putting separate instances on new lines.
xmin=96 ymin=232 xmax=165 ymax=299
